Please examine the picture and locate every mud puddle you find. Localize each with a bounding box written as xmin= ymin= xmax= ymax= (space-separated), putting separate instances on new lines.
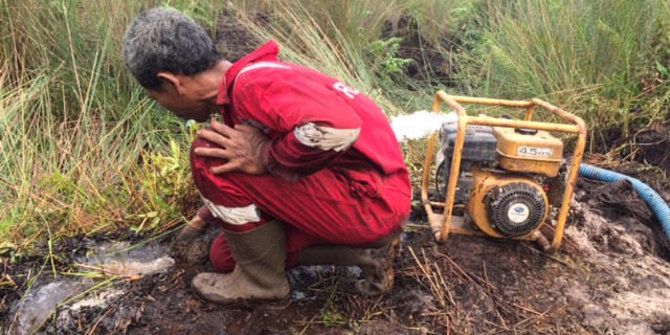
xmin=4 ymin=241 xmax=175 ymax=335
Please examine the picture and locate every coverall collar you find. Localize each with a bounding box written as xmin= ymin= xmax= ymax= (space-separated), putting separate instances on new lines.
xmin=217 ymin=40 xmax=281 ymax=105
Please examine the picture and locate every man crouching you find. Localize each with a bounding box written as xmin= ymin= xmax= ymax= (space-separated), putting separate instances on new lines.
xmin=123 ymin=8 xmax=411 ymax=303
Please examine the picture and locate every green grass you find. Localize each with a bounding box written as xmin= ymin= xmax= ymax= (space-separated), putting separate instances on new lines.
xmin=0 ymin=0 xmax=200 ymax=247
xmin=455 ymin=0 xmax=670 ymax=145
xmin=0 ymin=0 xmax=668 ymax=249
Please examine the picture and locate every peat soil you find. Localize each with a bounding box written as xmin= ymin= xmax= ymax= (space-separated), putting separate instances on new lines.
xmin=2 ymin=163 xmax=670 ymax=335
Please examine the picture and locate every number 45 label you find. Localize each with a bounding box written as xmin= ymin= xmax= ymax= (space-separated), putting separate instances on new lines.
xmin=518 ymin=146 xmax=554 ymax=158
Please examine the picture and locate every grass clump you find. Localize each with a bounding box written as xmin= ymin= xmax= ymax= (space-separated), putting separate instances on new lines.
xmin=0 ymin=0 xmax=209 ymax=247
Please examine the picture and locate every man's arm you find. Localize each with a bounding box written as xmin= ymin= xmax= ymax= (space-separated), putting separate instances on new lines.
xmin=197 ymin=73 xmax=362 ymax=179
xmin=238 ymin=75 xmax=362 ymax=179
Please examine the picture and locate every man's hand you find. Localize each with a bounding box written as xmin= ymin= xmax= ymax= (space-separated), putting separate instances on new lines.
xmin=195 ymin=120 xmax=269 ymax=175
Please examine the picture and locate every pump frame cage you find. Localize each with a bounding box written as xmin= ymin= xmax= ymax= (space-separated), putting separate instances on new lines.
xmin=421 ymin=91 xmax=587 ymax=249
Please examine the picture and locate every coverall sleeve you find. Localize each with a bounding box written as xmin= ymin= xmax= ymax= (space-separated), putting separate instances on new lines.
xmin=235 ymin=75 xmax=362 ymax=179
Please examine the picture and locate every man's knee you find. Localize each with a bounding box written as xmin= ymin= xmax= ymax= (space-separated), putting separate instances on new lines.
xmin=190 ymin=137 xmax=225 ymax=174
xmin=189 ymin=137 xmax=238 ymax=198
xmin=190 ymin=137 xmax=263 ymax=230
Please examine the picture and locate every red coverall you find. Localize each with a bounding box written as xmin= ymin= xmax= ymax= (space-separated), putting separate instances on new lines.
xmin=191 ymin=41 xmax=411 ymax=272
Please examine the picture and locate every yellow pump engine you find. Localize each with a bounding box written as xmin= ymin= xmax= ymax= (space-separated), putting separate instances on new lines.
xmin=422 ymin=92 xmax=587 ymax=249
xmin=436 ymin=123 xmax=562 ymax=238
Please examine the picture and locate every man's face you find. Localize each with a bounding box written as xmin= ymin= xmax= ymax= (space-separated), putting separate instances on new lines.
xmin=145 ymin=82 xmax=212 ymax=122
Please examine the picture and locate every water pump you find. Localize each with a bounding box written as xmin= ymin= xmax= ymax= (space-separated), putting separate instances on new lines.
xmin=422 ymin=92 xmax=587 ymax=249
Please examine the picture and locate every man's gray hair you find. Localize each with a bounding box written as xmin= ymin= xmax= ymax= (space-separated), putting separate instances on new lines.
xmin=123 ymin=8 xmax=222 ymax=89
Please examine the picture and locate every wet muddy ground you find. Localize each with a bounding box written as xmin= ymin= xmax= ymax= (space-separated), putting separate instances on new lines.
xmin=2 ymin=163 xmax=670 ymax=334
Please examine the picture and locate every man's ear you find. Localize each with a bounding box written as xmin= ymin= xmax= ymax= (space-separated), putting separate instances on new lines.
xmin=156 ymin=72 xmax=184 ymax=95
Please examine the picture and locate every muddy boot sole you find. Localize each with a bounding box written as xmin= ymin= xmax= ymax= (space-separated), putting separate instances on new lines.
xmin=192 ymin=286 xmax=290 ymax=308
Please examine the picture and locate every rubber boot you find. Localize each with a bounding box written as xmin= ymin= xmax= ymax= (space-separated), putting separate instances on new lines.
xmin=298 ymin=231 xmax=401 ymax=296
xmin=174 ymin=215 xmax=207 ymax=243
xmin=191 ymin=220 xmax=290 ymax=303
xmin=174 ymin=225 xmax=203 ymax=242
